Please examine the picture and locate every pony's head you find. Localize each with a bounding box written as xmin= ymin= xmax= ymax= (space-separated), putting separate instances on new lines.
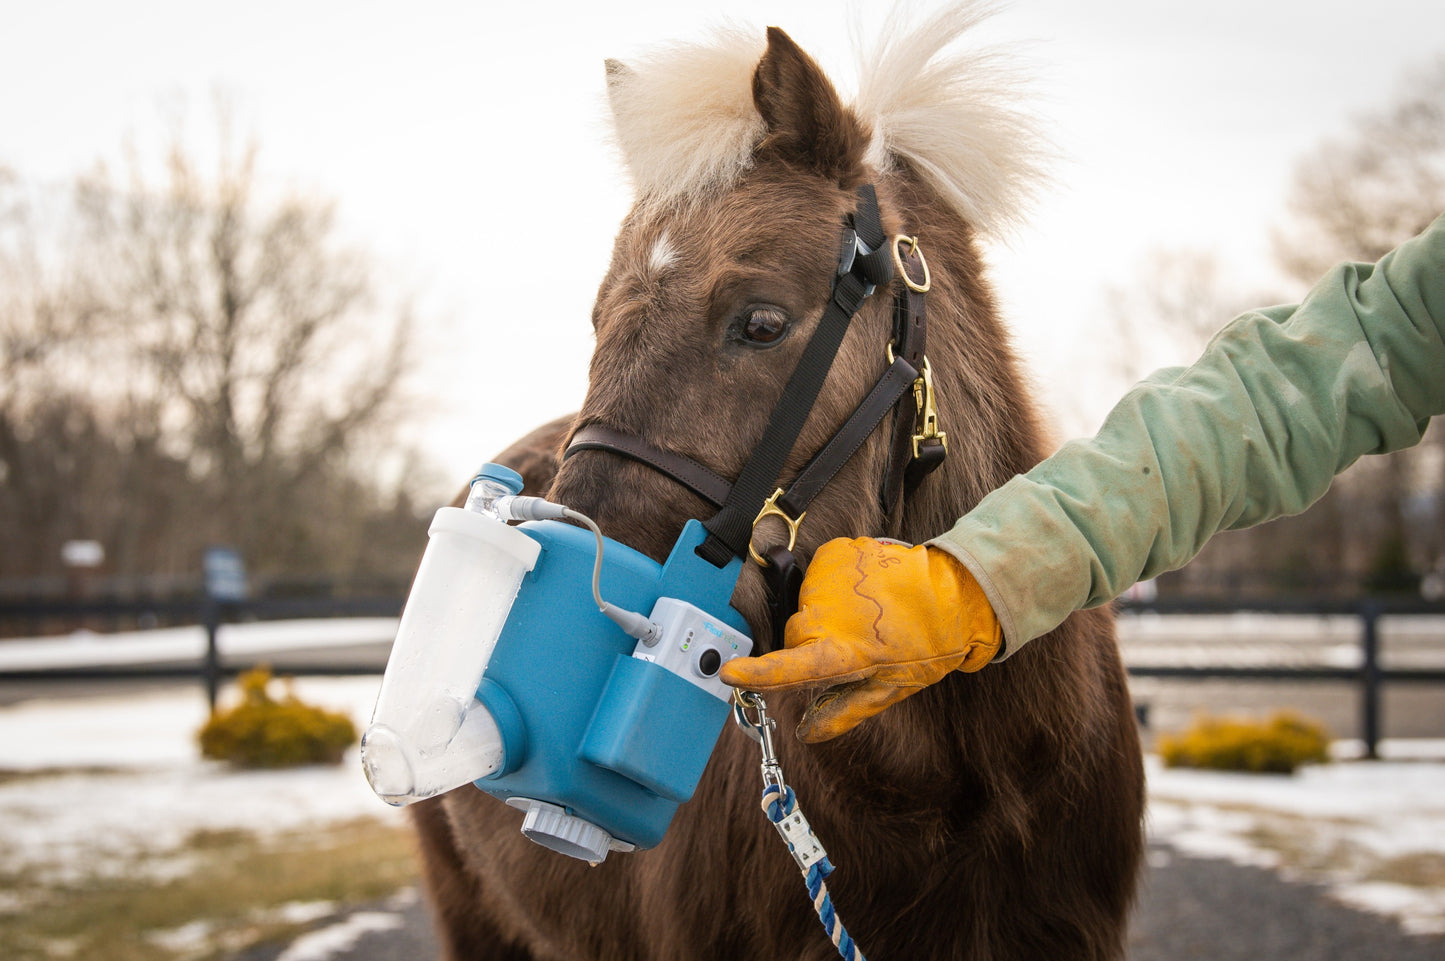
xmin=551 ymin=3 xmax=1051 ymax=639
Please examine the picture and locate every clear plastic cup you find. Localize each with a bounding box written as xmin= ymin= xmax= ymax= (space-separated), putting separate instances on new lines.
xmin=362 ymin=505 xmax=540 ymax=804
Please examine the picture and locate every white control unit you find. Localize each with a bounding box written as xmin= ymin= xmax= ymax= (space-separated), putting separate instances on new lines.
xmin=631 ymin=597 xmax=753 ymax=701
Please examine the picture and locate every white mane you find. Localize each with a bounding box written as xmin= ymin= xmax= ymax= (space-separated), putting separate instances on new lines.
xmin=605 ymin=1 xmax=1049 ymax=237
xmin=605 ymin=27 xmax=768 ymax=210
xmin=853 ymin=2 xmax=1051 ymax=237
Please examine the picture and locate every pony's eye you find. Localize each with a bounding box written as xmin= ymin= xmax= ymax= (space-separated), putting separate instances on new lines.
xmin=741 ymin=306 xmax=789 ymax=346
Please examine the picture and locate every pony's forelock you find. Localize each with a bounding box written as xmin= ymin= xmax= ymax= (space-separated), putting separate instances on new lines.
xmin=605 ymin=2 xmax=1049 ymax=235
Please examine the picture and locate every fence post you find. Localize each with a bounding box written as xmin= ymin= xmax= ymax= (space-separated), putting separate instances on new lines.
xmin=203 ymin=597 xmax=221 ymax=712
xmin=201 ymin=546 xmax=248 ymax=713
xmin=1360 ymin=600 xmax=1382 ymax=760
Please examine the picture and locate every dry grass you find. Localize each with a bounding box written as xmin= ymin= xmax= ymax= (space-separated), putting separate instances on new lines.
xmin=1366 ymin=853 xmax=1445 ymax=889
xmin=0 ymin=766 xmax=129 ymax=786
xmin=1221 ymin=806 xmax=1445 ymax=894
xmin=0 ymin=816 xmax=419 ymax=961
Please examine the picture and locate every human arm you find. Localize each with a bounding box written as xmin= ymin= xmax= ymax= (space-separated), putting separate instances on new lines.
xmin=934 ymin=212 xmax=1445 ymax=655
xmin=723 ymin=214 xmax=1445 ymax=738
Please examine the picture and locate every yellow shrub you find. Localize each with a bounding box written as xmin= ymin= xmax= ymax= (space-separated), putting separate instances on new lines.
xmin=198 ymin=667 xmax=357 ymax=768
xmin=1157 ymin=711 xmax=1331 ymax=774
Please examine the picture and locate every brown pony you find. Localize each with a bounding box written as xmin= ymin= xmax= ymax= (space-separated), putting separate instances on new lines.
xmin=413 ymin=6 xmax=1144 ymax=959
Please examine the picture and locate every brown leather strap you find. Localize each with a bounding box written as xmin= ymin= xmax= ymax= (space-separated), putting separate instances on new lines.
xmin=566 ymin=238 xmax=942 ymax=550
xmin=884 ymin=241 xmax=936 ymax=514
xmin=776 ymin=355 xmax=918 ymax=518
xmin=761 ymin=544 xmax=802 ymax=653
xmin=564 ymin=425 xmax=732 ymax=508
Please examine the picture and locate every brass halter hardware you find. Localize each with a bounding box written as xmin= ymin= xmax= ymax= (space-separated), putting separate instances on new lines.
xmin=892 ymin=234 xmax=931 ymax=293
xmin=911 ymin=358 xmax=948 ymax=458
xmin=885 ymin=343 xmax=948 ymax=460
xmin=748 ymin=488 xmax=805 ymax=567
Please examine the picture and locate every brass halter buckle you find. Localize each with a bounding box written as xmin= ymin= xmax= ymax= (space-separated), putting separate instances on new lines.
xmin=892 ymin=234 xmax=931 ymax=293
xmin=748 ymin=488 xmax=805 ymax=567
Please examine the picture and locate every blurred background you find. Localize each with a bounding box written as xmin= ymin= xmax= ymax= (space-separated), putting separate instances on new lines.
xmin=1 ymin=0 xmax=1443 ymax=599
xmin=2 ymin=2 xmax=1444 ymax=959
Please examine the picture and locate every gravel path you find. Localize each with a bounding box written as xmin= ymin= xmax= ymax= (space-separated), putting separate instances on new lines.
xmin=230 ymin=842 xmax=1445 ymax=960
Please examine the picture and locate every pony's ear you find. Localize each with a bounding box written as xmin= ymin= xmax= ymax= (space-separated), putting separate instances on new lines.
xmin=752 ymin=26 xmax=867 ymax=182
xmin=604 ymin=59 xmax=635 ymax=97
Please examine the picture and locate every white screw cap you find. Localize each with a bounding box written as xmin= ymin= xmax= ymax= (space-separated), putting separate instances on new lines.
xmin=509 ymin=798 xmax=614 ymax=864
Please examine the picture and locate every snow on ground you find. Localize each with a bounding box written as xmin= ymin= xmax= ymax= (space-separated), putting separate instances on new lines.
xmin=3 ymin=619 xmax=1445 ymax=942
xmin=0 ymin=618 xmax=399 ymax=670
xmin=0 ymin=676 xmax=405 ymax=886
xmin=1116 ymin=611 xmax=1445 ymax=669
xmin=271 ymin=898 xmax=411 ymax=961
xmin=1148 ymin=750 xmax=1445 ymax=936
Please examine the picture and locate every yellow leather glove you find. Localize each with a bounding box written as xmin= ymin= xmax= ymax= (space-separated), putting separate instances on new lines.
xmin=719 ymin=537 xmax=1002 ymax=742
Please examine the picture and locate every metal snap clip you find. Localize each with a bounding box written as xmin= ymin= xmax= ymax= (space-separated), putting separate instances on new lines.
xmin=748 ymin=488 xmax=805 ymax=567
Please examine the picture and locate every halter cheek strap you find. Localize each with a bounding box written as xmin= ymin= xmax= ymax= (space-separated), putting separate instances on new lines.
xmin=562 ymin=185 xmax=948 ymax=646
xmin=563 ymin=238 xmax=939 ymax=523
xmin=886 ymin=237 xmax=945 ymax=514
xmin=693 ymin=184 xmax=895 ymax=568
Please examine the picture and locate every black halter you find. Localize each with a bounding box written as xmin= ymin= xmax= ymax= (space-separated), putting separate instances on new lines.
xmin=564 ymin=184 xmax=946 ymax=645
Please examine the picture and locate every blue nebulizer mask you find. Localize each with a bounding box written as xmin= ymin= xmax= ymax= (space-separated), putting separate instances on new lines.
xmin=362 ymin=463 xmax=753 ymax=863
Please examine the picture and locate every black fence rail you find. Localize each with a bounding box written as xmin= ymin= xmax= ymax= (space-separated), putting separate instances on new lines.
xmin=0 ymin=594 xmax=405 ymax=709
xmin=1118 ymin=596 xmax=1445 ymax=757
xmin=2 ymin=594 xmax=1443 ymax=759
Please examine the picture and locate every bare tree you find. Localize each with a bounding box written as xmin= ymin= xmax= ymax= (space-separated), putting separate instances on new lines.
xmin=1273 ymin=57 xmax=1445 ymax=284
xmin=0 ymin=124 xmax=427 ymax=585
xmin=70 ymin=131 xmax=414 ymax=572
xmin=1268 ymin=57 xmax=1445 ymax=591
xmin=0 ymin=174 xmax=86 ymax=414
xmin=1101 ymin=246 xmax=1273 ymax=389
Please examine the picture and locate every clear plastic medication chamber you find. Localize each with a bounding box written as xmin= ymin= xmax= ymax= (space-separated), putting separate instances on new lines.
xmin=361 ymin=464 xmax=539 ymax=805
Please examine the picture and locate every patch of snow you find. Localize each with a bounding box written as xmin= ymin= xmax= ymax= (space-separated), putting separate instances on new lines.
xmin=273 ymin=911 xmax=405 ymax=961
xmin=1331 ymin=882 xmax=1445 ymax=936
xmin=146 ymin=919 xmax=215 ymax=953
xmin=0 ymin=677 xmax=382 ymax=769
xmin=1333 ymin=738 xmax=1445 ymax=761
xmin=0 ymin=687 xmax=212 ymax=768
xmin=0 ymin=618 xmax=398 ymax=671
xmin=0 ymin=678 xmax=399 ymax=883
xmin=1148 ymin=756 xmax=1445 ymax=859
xmin=1147 ymin=801 xmax=1283 ymax=869
xmin=270 ymin=901 xmax=340 ymax=926
xmin=143 ymin=901 xmax=344 ymax=958
xmin=1147 ymin=754 xmax=1445 ymax=934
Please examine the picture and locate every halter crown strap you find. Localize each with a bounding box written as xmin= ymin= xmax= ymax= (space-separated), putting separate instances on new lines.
xmin=694 ymin=185 xmax=892 ymax=568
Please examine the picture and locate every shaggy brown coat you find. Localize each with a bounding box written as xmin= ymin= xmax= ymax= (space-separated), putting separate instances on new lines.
xmin=412 ymin=23 xmax=1144 ymax=961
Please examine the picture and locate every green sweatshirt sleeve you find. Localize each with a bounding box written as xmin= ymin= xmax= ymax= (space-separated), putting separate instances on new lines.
xmin=930 ymin=214 xmax=1445 ymax=657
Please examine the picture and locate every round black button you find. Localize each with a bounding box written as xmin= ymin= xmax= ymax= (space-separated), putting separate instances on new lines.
xmin=697 ymin=648 xmax=722 ymax=677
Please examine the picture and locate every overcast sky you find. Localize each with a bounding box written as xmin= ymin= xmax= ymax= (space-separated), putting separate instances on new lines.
xmin=3 ymin=0 xmax=1442 ymax=491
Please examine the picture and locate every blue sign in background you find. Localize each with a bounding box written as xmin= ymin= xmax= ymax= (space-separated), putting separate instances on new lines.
xmin=203 ymin=547 xmax=250 ymax=603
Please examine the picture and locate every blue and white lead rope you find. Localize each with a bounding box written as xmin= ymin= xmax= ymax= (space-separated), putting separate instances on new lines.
xmin=761 ymin=782 xmax=865 ymax=961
